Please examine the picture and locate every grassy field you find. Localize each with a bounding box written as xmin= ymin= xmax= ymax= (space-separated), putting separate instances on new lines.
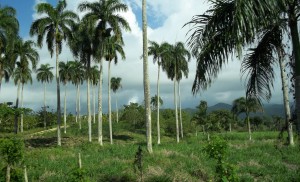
xmin=2 ymin=121 xmax=300 ymax=182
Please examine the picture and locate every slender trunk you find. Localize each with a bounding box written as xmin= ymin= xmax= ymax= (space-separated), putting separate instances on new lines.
xmin=143 ymin=0 xmax=153 ymax=153
xmin=278 ymin=50 xmax=294 ymax=146
xmin=93 ymin=83 xmax=96 ymax=124
xmin=108 ymin=61 xmax=113 ymax=144
xmin=44 ymin=83 xmax=47 ymax=128
xmin=6 ymin=164 xmax=10 ymax=182
xmin=247 ymin=113 xmax=252 ymax=141
xmin=78 ymin=153 xmax=82 ymax=169
xmin=116 ymin=93 xmax=118 ymax=123
xmin=64 ymin=84 xmax=67 ymax=134
xmin=174 ymin=77 xmax=179 ymax=143
xmin=20 ymin=83 xmax=24 ymax=133
xmin=288 ymin=6 xmax=300 ymax=137
xmin=56 ymin=42 xmax=62 ymax=146
xmin=157 ymin=64 xmax=161 ymax=144
xmin=87 ymin=77 xmax=91 ymax=142
xmin=229 ymin=122 xmax=232 ymax=132
xmin=207 ymin=133 xmax=210 ymax=141
xmin=75 ymin=84 xmax=78 ymax=123
xmin=24 ymin=166 xmax=28 ymax=182
xmin=98 ymin=59 xmax=103 ymax=145
xmin=14 ymin=79 xmax=21 ymax=134
xmin=78 ymin=85 xmax=81 ymax=130
xmin=178 ymin=81 xmax=183 ymax=139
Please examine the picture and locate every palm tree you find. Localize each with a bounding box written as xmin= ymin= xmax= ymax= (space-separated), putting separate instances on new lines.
xmin=150 ymin=95 xmax=163 ymax=110
xmin=111 ymin=77 xmax=122 ymax=123
xmin=0 ymin=5 xmax=19 ymax=89
xmin=185 ymin=0 xmax=300 ymax=139
xmin=232 ymin=97 xmax=262 ymax=140
xmin=11 ymin=38 xmax=39 ymax=134
xmin=78 ymin=0 xmax=131 ymax=146
xmin=37 ymin=64 xmax=54 ymax=129
xmin=59 ymin=61 xmax=74 ymax=134
xmin=148 ymin=41 xmax=169 ymax=144
xmin=30 ymin=0 xmax=78 ymax=146
xmin=142 ymin=0 xmax=152 ymax=153
xmin=104 ymin=35 xmax=125 ymax=144
xmin=90 ymin=65 xmax=99 ymax=124
xmin=165 ymin=42 xmax=190 ymax=143
xmin=13 ymin=64 xmax=32 ymax=133
xmin=71 ymin=61 xmax=85 ymax=129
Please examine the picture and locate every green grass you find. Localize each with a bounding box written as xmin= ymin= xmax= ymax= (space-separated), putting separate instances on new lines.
xmin=2 ymin=120 xmax=300 ymax=181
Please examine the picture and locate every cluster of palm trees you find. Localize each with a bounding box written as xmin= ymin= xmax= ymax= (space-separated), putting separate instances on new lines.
xmin=185 ymin=0 xmax=298 ymax=146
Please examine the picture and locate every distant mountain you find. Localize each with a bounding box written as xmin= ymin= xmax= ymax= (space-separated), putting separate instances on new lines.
xmin=183 ymin=103 xmax=285 ymax=118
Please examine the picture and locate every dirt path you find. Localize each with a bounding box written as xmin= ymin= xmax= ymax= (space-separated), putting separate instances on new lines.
xmin=29 ymin=125 xmax=69 ymax=137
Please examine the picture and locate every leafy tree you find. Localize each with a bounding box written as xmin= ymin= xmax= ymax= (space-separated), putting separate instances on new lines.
xmin=30 ymin=0 xmax=79 ymax=146
xmin=120 ymin=103 xmax=145 ymax=129
xmin=111 ymin=77 xmax=122 ymax=123
xmin=59 ymin=61 xmax=74 ymax=134
xmin=37 ymin=64 xmax=54 ymax=129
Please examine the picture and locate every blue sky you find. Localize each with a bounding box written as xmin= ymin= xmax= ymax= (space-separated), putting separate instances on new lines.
xmin=0 ymin=0 xmax=286 ymax=113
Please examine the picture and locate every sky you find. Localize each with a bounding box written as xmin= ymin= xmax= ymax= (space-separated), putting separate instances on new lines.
xmin=0 ymin=0 xmax=288 ymax=114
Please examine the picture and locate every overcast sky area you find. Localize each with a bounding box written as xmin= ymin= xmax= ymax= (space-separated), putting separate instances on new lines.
xmin=0 ymin=0 xmax=288 ymax=114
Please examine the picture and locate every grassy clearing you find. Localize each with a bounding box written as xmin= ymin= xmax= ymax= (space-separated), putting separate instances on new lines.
xmin=2 ymin=120 xmax=300 ymax=181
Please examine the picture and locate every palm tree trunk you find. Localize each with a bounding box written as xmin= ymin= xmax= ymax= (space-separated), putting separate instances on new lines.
xmin=143 ymin=0 xmax=153 ymax=153
xmin=44 ymin=83 xmax=47 ymax=128
xmin=14 ymin=79 xmax=21 ymax=134
xmin=178 ymin=80 xmax=183 ymax=139
xmin=20 ymin=83 xmax=24 ymax=133
xmin=116 ymin=93 xmax=118 ymax=123
xmin=93 ymin=83 xmax=96 ymax=124
xmin=288 ymin=6 xmax=300 ymax=137
xmin=174 ymin=77 xmax=179 ymax=143
xmin=55 ymin=42 xmax=62 ymax=146
xmin=278 ymin=53 xmax=294 ymax=145
xmin=98 ymin=59 xmax=103 ymax=146
xmin=6 ymin=164 xmax=10 ymax=182
xmin=87 ymin=77 xmax=92 ymax=142
xmin=247 ymin=113 xmax=252 ymax=141
xmin=24 ymin=165 xmax=28 ymax=182
xmin=64 ymin=84 xmax=67 ymax=134
xmin=78 ymin=84 xmax=81 ymax=130
xmin=157 ymin=64 xmax=161 ymax=144
xmin=108 ymin=61 xmax=113 ymax=144
xmin=75 ymin=85 xmax=78 ymax=123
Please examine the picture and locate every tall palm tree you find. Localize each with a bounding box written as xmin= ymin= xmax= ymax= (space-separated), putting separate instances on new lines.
xmin=78 ymin=0 xmax=131 ymax=145
xmin=11 ymin=38 xmax=39 ymax=134
xmin=142 ymin=0 xmax=152 ymax=153
xmin=165 ymin=42 xmax=190 ymax=143
xmin=232 ymin=97 xmax=262 ymax=140
xmin=59 ymin=61 xmax=74 ymax=134
xmin=148 ymin=41 xmax=169 ymax=144
xmin=13 ymin=64 xmax=32 ymax=133
xmin=71 ymin=61 xmax=85 ymax=129
xmin=104 ymin=35 xmax=125 ymax=144
xmin=30 ymin=0 xmax=78 ymax=146
xmin=150 ymin=95 xmax=163 ymax=110
xmin=185 ymin=0 xmax=300 ymax=138
xmin=37 ymin=63 xmax=54 ymax=129
xmin=0 ymin=5 xmax=19 ymax=89
xmin=111 ymin=77 xmax=122 ymax=123
xmin=90 ymin=65 xmax=99 ymax=124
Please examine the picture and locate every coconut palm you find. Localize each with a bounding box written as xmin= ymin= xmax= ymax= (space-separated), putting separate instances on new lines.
xmin=110 ymin=77 xmax=122 ymax=123
xmin=11 ymin=38 xmax=39 ymax=134
xmin=71 ymin=61 xmax=85 ymax=129
xmin=184 ymin=0 xmax=300 ymax=138
xmin=148 ymin=41 xmax=169 ymax=144
xmin=30 ymin=0 xmax=78 ymax=146
xmin=0 ymin=5 xmax=19 ymax=89
xmin=150 ymin=95 xmax=163 ymax=110
xmin=104 ymin=35 xmax=125 ymax=144
xmin=78 ymin=0 xmax=131 ymax=145
xmin=59 ymin=61 xmax=74 ymax=134
xmin=90 ymin=65 xmax=99 ymax=124
xmin=165 ymin=42 xmax=190 ymax=143
xmin=232 ymin=97 xmax=262 ymax=140
xmin=37 ymin=64 xmax=54 ymax=129
xmin=142 ymin=0 xmax=152 ymax=153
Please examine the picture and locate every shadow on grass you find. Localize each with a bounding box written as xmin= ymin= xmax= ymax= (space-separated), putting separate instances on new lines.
xmin=113 ymin=134 xmax=134 ymax=141
xmin=26 ymin=137 xmax=57 ymax=148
